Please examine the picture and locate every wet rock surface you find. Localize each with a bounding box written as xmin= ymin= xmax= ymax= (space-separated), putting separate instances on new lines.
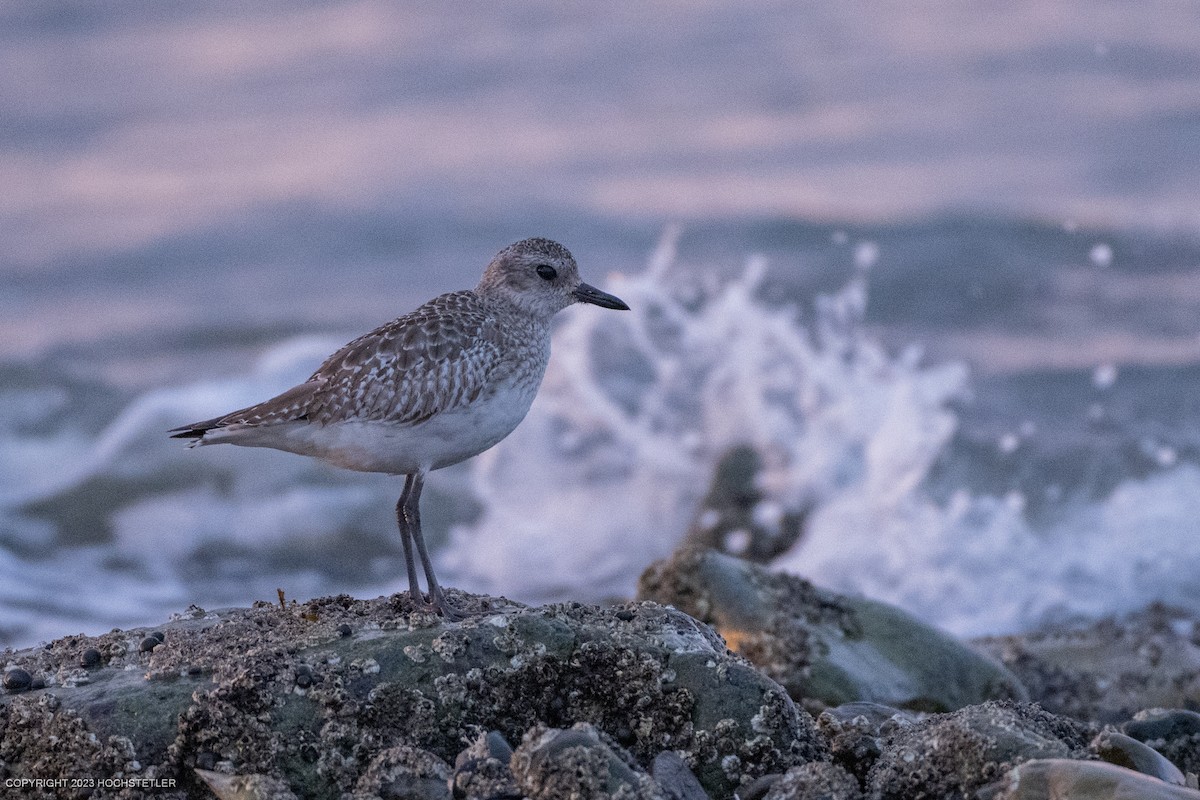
xmin=0 ymin=592 xmax=824 ymax=799
xmin=638 ymin=547 xmax=1026 ymax=713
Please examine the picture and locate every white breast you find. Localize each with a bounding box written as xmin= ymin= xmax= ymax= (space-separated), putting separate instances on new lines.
xmin=235 ymin=369 xmax=543 ymax=475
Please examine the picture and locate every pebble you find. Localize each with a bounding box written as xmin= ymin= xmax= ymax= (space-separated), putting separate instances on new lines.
xmin=80 ymin=648 xmax=102 ymax=668
xmin=483 ymin=731 xmax=514 ymax=761
xmin=139 ymin=637 xmax=160 ymax=653
xmin=295 ymin=665 xmax=314 ymax=688
xmin=3 ymin=668 xmax=33 ymax=693
xmin=1125 ymin=709 xmax=1200 ymax=742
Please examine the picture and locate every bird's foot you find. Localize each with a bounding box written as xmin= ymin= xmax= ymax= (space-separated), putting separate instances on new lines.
xmin=424 ymin=601 xmax=467 ymax=622
xmin=423 ymin=587 xmax=468 ymax=622
xmin=432 ymin=594 xmax=468 ymax=618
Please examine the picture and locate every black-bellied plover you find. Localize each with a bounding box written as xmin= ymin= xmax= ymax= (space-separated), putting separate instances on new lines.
xmin=170 ymin=238 xmax=628 ymax=618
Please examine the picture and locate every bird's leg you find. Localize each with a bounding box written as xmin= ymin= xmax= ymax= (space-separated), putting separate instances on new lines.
xmin=396 ymin=474 xmax=423 ymax=607
xmin=403 ymin=472 xmax=465 ymax=621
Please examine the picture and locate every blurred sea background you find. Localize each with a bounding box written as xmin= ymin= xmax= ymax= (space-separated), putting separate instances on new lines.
xmin=3 ymin=1 xmax=1200 ymax=647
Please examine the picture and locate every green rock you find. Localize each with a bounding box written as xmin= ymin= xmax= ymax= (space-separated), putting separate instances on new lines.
xmin=638 ymin=548 xmax=1027 ymax=712
xmin=0 ymin=593 xmax=826 ymax=799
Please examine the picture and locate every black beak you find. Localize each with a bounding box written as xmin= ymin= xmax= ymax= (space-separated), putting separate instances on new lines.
xmin=573 ymin=282 xmax=630 ymax=310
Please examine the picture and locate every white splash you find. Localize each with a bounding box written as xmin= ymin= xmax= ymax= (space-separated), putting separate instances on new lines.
xmin=445 ymin=229 xmax=1200 ymax=637
xmin=444 ymin=227 xmax=968 ymax=604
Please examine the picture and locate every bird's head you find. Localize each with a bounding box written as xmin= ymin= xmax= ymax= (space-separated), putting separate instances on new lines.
xmin=477 ymin=237 xmax=629 ymax=317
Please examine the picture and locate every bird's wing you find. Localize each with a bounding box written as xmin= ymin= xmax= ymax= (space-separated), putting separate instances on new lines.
xmin=170 ymin=291 xmax=501 ymax=437
xmin=304 ymin=291 xmax=501 ymax=426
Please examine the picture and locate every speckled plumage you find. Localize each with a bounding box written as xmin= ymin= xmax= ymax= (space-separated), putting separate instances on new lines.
xmin=171 ymin=237 xmax=629 ymax=616
xmin=175 ymin=290 xmax=550 ymax=473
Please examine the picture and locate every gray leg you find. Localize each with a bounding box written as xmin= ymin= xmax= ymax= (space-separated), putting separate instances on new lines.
xmin=402 ymin=472 xmax=464 ymax=620
xmin=396 ymin=475 xmax=422 ymax=606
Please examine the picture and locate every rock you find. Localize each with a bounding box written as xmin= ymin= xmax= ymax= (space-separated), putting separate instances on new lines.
xmin=1090 ymin=730 xmax=1186 ymax=786
xmin=762 ymin=762 xmax=862 ymax=800
xmin=973 ymin=603 xmax=1200 ymax=723
xmin=638 ymin=548 xmax=1027 ymax=712
xmin=0 ymin=593 xmax=826 ymax=799
xmin=2 ymin=667 xmax=32 ymax=693
xmin=651 ymin=751 xmax=710 ymax=800
xmin=864 ymin=700 xmax=1093 ymax=800
xmin=979 ymin=759 xmax=1200 ymax=800
xmin=815 ymin=703 xmax=918 ymax=784
xmin=195 ymin=770 xmax=300 ymax=800
xmin=80 ymin=648 xmax=102 ymax=668
xmin=351 ymin=744 xmax=452 ymax=800
xmin=1124 ymin=709 xmax=1200 ymax=779
xmin=451 ymin=731 xmax=520 ymax=800
xmin=450 ymin=728 xmax=708 ymax=800
xmin=737 ymin=774 xmax=783 ymax=800
xmin=511 ymin=722 xmax=663 ymax=800
xmin=682 ymin=445 xmax=810 ymax=562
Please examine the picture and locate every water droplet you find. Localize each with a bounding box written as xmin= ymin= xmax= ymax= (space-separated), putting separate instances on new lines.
xmin=1093 ymin=364 xmax=1117 ymax=389
xmin=723 ymin=529 xmax=751 ymax=555
xmin=854 ymin=241 xmax=879 ymax=270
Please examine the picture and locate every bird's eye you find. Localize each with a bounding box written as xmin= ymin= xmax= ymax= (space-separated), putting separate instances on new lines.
xmin=536 ymin=264 xmax=557 ymax=281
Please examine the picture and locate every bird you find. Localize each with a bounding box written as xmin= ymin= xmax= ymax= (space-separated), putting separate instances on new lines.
xmin=170 ymin=238 xmax=629 ymax=618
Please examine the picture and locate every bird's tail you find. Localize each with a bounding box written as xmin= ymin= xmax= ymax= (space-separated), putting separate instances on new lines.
xmin=168 ymin=418 xmax=222 ymax=444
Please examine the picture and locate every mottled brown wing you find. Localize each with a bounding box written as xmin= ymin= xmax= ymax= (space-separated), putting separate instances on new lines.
xmin=302 ymin=291 xmax=501 ymax=426
xmin=170 ymin=291 xmax=500 ymax=438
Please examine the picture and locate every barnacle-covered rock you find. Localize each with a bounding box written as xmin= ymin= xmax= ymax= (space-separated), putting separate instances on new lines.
xmin=865 ymin=700 xmax=1093 ymax=799
xmin=0 ymin=592 xmax=826 ymax=799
